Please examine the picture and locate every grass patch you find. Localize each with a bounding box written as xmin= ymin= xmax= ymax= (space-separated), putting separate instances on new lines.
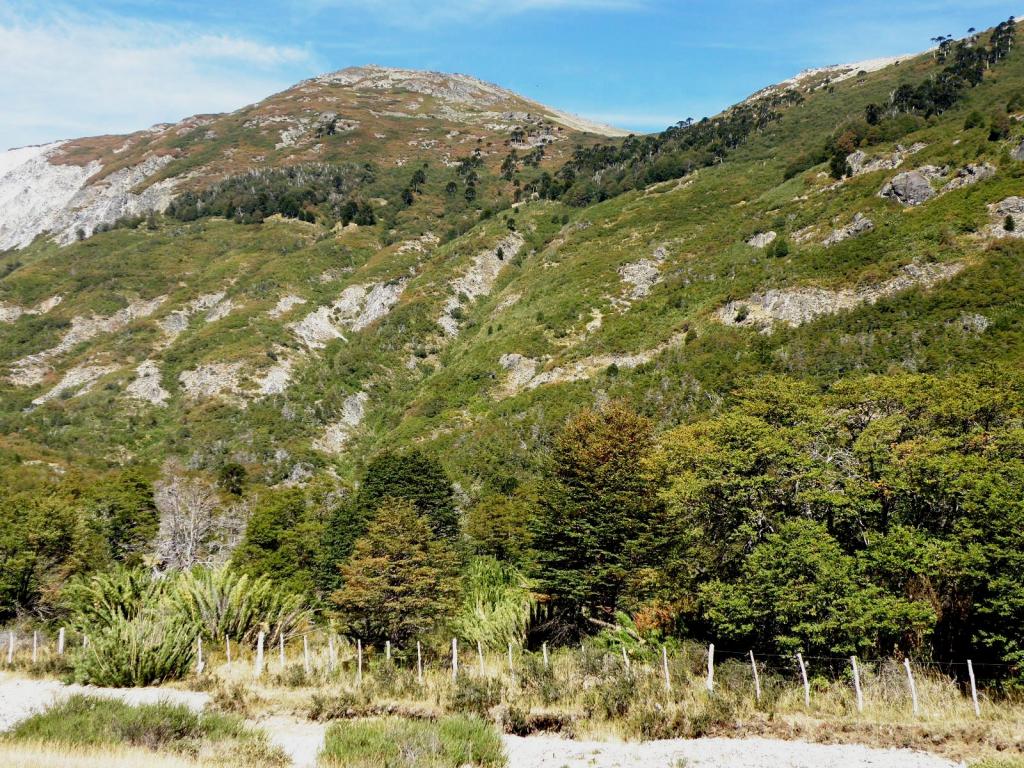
xmin=4 ymin=696 xmax=285 ymax=767
xmin=319 ymin=715 xmax=505 ymax=767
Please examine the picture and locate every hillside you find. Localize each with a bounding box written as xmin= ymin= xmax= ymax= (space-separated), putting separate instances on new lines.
xmin=0 ymin=19 xmax=1019 ymax=491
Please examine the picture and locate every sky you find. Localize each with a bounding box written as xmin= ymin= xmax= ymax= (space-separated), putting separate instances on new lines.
xmin=1 ymin=0 xmax=1021 ymax=151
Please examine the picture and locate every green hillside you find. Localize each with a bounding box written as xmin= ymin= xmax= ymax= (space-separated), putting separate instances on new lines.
xmin=2 ymin=18 xmax=1023 ymax=678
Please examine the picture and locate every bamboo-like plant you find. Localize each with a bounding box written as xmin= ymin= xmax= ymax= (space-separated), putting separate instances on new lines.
xmin=452 ymin=556 xmax=539 ymax=649
xmin=73 ymin=609 xmax=195 ymax=686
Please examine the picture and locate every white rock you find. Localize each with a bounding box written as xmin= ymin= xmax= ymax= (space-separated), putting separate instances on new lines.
xmin=179 ymin=361 xmax=244 ymax=400
xmin=290 ymin=280 xmax=406 ymax=349
xmin=267 ymin=294 xmax=307 ymax=319
xmin=31 ymin=363 xmax=115 ymax=405
xmin=126 ymin=360 xmax=170 ymax=406
xmin=822 ymin=213 xmax=874 ymax=247
xmin=0 ymin=295 xmax=61 ymax=324
xmin=747 ymin=231 xmax=778 ymax=248
xmin=438 ymin=232 xmax=524 ymax=336
xmin=313 ymin=392 xmax=369 ymax=454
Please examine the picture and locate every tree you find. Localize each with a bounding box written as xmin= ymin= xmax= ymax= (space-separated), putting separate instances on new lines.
xmin=400 ymin=188 xmax=415 ymax=207
xmin=445 ymin=181 xmax=458 ymax=196
xmin=84 ymin=470 xmax=159 ymax=567
xmin=355 ymin=449 xmax=458 ymax=540
xmin=532 ymin=402 xmax=659 ymax=630
xmin=1005 ymin=215 xmax=1016 ymax=232
xmin=410 ymin=168 xmax=426 ymax=191
xmin=331 ymin=499 xmax=460 ymax=645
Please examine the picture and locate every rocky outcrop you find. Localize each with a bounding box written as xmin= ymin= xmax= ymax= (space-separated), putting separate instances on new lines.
xmin=941 ymin=163 xmax=996 ymax=193
xmin=846 ymin=143 xmax=926 ymax=176
xmin=254 ymin=354 xmax=294 ymax=396
xmin=267 ymin=295 xmax=307 ymax=319
xmin=32 ymin=363 xmax=116 ymax=406
xmin=1010 ymin=139 xmax=1024 ymax=162
xmin=746 ymin=231 xmax=777 ymax=248
xmin=982 ymin=196 xmax=1024 ymax=239
xmin=9 ymin=296 xmax=165 ymax=386
xmin=617 ymin=245 xmax=668 ymax=302
xmin=880 ymin=171 xmax=935 ymax=207
xmin=158 ymin=291 xmax=234 ymax=344
xmin=126 ymin=360 xmax=170 ymax=406
xmin=313 ymin=392 xmax=369 ymax=454
xmin=0 ymin=295 xmax=62 ymax=324
xmin=822 ymin=213 xmax=874 ymax=247
xmin=291 ymin=280 xmax=406 ymax=348
xmin=719 ymin=261 xmax=965 ymax=330
xmin=179 ymin=362 xmax=245 ymax=401
xmin=438 ymin=233 xmax=524 ymax=336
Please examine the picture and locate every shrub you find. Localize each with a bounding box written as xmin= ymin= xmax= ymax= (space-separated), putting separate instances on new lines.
xmin=73 ymin=611 xmax=195 ymax=687
xmin=452 ymin=557 xmax=537 ymax=650
xmin=451 ymin=675 xmax=503 ymax=717
xmin=320 ymin=716 xmax=504 ymax=767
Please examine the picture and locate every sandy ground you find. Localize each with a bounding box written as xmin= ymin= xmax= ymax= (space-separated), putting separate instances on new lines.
xmin=0 ymin=673 xmax=963 ymax=768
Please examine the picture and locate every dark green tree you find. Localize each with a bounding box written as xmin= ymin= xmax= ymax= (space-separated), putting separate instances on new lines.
xmin=355 ymin=449 xmax=458 ymax=540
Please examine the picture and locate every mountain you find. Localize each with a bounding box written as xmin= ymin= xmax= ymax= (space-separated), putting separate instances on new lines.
xmin=1 ymin=21 xmax=1023 ymax=503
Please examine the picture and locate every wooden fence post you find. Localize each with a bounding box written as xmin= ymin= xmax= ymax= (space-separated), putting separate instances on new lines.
xmin=797 ymin=652 xmax=810 ymax=707
xmin=357 ymin=639 xmax=363 ymax=685
xmin=542 ymin=642 xmax=549 ymax=669
xmin=749 ymin=650 xmax=761 ymax=702
xmin=226 ymin=635 xmax=231 ymax=665
xmin=417 ymin=641 xmax=423 ymax=685
xmin=507 ymin=643 xmax=515 ymax=682
xmin=451 ymin=638 xmax=459 ymax=681
xmin=706 ymin=643 xmax=715 ymax=692
xmin=851 ymin=656 xmax=864 ymax=713
xmin=386 ymin=640 xmax=391 ymax=662
xmin=904 ymin=658 xmax=919 ymax=716
xmin=328 ymin=634 xmax=336 ymax=671
xmin=968 ymin=659 xmax=981 ymax=718
xmin=7 ymin=631 xmax=14 ymax=664
xmin=279 ymin=633 xmax=285 ymax=669
xmin=57 ymin=628 xmax=65 ymax=656
xmin=477 ymin=641 xmax=485 ymax=676
xmin=662 ymin=646 xmax=672 ymax=694
xmin=32 ymin=631 xmax=38 ymax=664
xmin=303 ymin=635 xmax=310 ymax=675
xmin=621 ymin=646 xmax=630 ymax=671
xmin=196 ymin=636 xmax=205 ymax=674
xmin=255 ymin=631 xmax=265 ymax=677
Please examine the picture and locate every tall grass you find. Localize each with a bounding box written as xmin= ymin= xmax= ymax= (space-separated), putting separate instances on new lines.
xmin=451 ymin=558 xmax=538 ymax=650
xmin=320 ymin=716 xmax=505 ymax=767
xmin=73 ymin=612 xmax=195 ymax=687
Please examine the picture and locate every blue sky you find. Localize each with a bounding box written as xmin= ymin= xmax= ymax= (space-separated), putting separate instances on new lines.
xmin=1 ymin=0 xmax=1020 ymax=150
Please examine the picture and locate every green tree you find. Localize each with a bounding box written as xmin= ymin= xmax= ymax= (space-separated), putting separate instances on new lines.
xmin=331 ymin=499 xmax=460 ymax=645
xmin=356 ymin=449 xmax=458 ymax=540
xmin=532 ymin=402 xmax=659 ymax=629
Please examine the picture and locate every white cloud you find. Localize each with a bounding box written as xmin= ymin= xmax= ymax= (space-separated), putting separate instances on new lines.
xmin=303 ymin=0 xmax=645 ymax=26
xmin=0 ymin=6 xmax=317 ymax=150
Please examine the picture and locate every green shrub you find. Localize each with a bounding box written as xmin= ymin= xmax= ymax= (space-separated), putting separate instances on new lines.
xmin=452 ymin=557 xmax=537 ymax=650
xmin=451 ymin=675 xmax=503 ymax=716
xmin=5 ymin=695 xmax=286 ymax=766
xmin=320 ymin=716 xmax=504 ymax=767
xmin=73 ymin=611 xmax=195 ymax=687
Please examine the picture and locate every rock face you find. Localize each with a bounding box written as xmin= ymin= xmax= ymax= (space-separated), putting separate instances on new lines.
xmin=291 ymin=281 xmax=406 ymax=348
xmin=32 ymin=363 xmax=116 ymax=406
xmin=846 ymin=143 xmax=926 ymax=176
xmin=438 ymin=233 xmax=524 ymax=336
xmin=983 ymin=196 xmax=1024 ymax=238
xmin=1010 ymin=139 xmax=1024 ymax=161
xmin=313 ymin=392 xmax=369 ymax=454
xmin=0 ymin=144 xmax=177 ymax=249
xmin=617 ymin=245 xmax=669 ymax=302
xmin=719 ymin=261 xmax=966 ymax=330
xmin=746 ymin=231 xmax=778 ymax=248
xmin=822 ymin=213 xmax=874 ymax=247
xmin=0 ymin=295 xmax=62 ymax=324
xmin=126 ymin=360 xmax=170 ymax=406
xmin=880 ymin=171 xmax=935 ymax=206
xmin=941 ymin=163 xmax=996 ymax=193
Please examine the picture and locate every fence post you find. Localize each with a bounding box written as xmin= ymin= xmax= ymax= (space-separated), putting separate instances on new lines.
xmin=451 ymin=638 xmax=458 ymax=681
xmin=477 ymin=641 xmax=485 ymax=676
xmin=255 ymin=631 xmax=265 ymax=677
xmin=196 ymin=637 xmax=205 ymax=674
xmin=967 ymin=659 xmax=981 ymax=718
xmin=797 ymin=652 xmax=810 ymax=707
xmin=904 ymin=658 xmax=919 ymax=716
xmin=328 ymin=634 xmax=336 ymax=671
xmin=749 ymin=650 xmax=761 ymax=702
xmin=57 ymin=628 xmax=65 ymax=656
xmin=662 ymin=646 xmax=672 ymax=694
xmin=621 ymin=646 xmax=630 ymax=671
xmin=851 ymin=656 xmax=864 ymax=713
xmin=303 ymin=635 xmax=310 ymax=675
xmin=417 ymin=641 xmax=423 ymax=685
xmin=542 ymin=642 xmax=549 ymax=669
xmin=357 ymin=639 xmax=363 ymax=685
xmin=706 ymin=643 xmax=715 ymax=692
xmin=279 ymin=633 xmax=285 ymax=669
xmin=386 ymin=640 xmax=391 ymax=662
xmin=507 ymin=642 xmax=515 ymax=682
xmin=226 ymin=635 xmax=231 ymax=665
xmin=32 ymin=631 xmax=38 ymax=664
xmin=7 ymin=631 xmax=13 ymax=664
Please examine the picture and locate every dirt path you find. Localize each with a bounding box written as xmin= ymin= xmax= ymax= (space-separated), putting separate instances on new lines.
xmin=0 ymin=674 xmax=964 ymax=768
xmin=502 ymin=734 xmax=963 ymax=768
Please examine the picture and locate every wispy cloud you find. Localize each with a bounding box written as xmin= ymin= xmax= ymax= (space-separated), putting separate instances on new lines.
xmin=302 ymin=0 xmax=646 ymax=26
xmin=0 ymin=3 xmax=317 ymax=150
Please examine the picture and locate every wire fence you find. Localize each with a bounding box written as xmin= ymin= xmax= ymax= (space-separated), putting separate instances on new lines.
xmin=4 ymin=623 xmax=1014 ymax=720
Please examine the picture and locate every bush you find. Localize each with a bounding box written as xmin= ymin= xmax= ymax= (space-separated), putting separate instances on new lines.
xmin=73 ymin=611 xmax=195 ymax=687
xmin=451 ymin=675 xmax=503 ymax=717
xmin=320 ymin=716 xmax=504 ymax=767
xmin=6 ymin=695 xmax=285 ymax=766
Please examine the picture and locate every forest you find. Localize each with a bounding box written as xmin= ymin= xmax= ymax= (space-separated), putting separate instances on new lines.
xmin=2 ymin=369 xmax=1022 ymax=688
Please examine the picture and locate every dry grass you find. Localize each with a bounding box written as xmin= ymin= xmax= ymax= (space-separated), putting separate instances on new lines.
xmin=0 ymin=741 xmax=203 ymax=768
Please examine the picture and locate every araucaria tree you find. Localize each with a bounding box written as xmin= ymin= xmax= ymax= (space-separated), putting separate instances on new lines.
xmin=330 ymin=498 xmax=460 ymax=646
xmin=533 ymin=402 xmax=659 ymax=632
